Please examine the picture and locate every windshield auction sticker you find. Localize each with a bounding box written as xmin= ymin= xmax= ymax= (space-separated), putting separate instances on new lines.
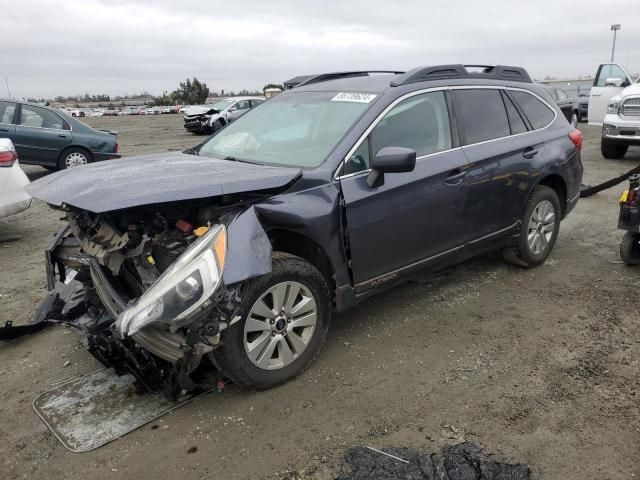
xmin=331 ymin=92 xmax=377 ymax=103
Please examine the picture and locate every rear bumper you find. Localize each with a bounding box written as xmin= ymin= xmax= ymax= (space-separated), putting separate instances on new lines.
xmin=0 ymin=198 xmax=31 ymax=218
xmin=0 ymin=162 xmax=32 ymax=218
xmin=93 ymin=152 xmax=122 ymax=162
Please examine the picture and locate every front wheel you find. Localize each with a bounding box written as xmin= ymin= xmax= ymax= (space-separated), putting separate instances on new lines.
xmin=502 ymin=185 xmax=561 ymax=267
xmin=601 ymin=138 xmax=628 ymax=159
xmin=214 ymin=252 xmax=331 ymax=389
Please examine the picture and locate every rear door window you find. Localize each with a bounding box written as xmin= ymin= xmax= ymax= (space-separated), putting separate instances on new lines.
xmin=509 ymin=91 xmax=555 ymax=130
xmin=0 ymin=101 xmax=16 ymax=124
xmin=19 ymin=105 xmax=67 ymax=130
xmin=343 ymin=90 xmax=452 ymax=175
xmin=454 ymin=89 xmax=510 ymax=144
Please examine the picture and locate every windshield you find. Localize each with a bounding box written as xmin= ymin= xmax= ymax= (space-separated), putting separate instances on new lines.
xmin=197 ymin=91 xmax=373 ymax=167
xmin=209 ymin=99 xmax=234 ymax=111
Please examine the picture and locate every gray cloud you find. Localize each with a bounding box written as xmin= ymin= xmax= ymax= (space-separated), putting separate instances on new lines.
xmin=2 ymin=0 xmax=638 ymax=98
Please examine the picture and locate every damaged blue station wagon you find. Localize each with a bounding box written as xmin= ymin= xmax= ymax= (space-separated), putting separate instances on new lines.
xmin=24 ymin=65 xmax=583 ymax=397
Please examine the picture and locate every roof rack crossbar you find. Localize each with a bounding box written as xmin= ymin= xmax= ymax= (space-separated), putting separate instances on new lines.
xmin=390 ymin=64 xmax=532 ymax=86
xmin=294 ymin=70 xmax=405 ymax=88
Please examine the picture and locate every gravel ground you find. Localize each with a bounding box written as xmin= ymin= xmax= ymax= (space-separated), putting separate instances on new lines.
xmin=1 ymin=115 xmax=639 ymax=480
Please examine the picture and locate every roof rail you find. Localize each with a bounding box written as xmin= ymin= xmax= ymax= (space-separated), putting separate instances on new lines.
xmin=391 ymin=64 xmax=532 ymax=86
xmin=294 ymin=71 xmax=404 ymax=88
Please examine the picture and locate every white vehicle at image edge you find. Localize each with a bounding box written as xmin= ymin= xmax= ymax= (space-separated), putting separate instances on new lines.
xmin=588 ymin=62 xmax=640 ymax=159
xmin=0 ymin=139 xmax=31 ymax=218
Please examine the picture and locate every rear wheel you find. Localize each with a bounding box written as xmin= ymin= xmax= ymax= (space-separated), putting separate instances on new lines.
xmin=214 ymin=252 xmax=331 ymax=389
xmin=502 ymin=185 xmax=561 ymax=267
xmin=601 ymin=138 xmax=628 ymax=159
xmin=620 ymin=232 xmax=640 ymax=265
xmin=58 ymin=148 xmax=92 ymax=170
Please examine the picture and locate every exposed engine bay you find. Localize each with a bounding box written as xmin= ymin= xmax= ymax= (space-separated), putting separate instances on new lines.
xmin=34 ymin=201 xmax=273 ymax=399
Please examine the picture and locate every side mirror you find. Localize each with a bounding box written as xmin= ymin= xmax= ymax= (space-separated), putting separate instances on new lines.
xmin=605 ymin=77 xmax=624 ymax=87
xmin=229 ymin=107 xmax=237 ymax=112
xmin=366 ymin=147 xmax=416 ymax=188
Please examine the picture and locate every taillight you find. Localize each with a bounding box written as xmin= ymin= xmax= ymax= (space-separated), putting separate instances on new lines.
xmin=114 ymin=143 xmax=119 ymax=153
xmin=0 ymin=146 xmax=17 ymax=168
xmin=569 ymin=130 xmax=582 ymax=151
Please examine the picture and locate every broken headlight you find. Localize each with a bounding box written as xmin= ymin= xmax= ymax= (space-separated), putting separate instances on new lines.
xmin=116 ymin=225 xmax=227 ymax=336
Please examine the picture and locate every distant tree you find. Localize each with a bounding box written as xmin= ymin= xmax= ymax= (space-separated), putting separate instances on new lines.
xmin=151 ymin=91 xmax=173 ymax=106
xmin=263 ymin=83 xmax=284 ymax=92
xmin=171 ymin=78 xmax=210 ymax=104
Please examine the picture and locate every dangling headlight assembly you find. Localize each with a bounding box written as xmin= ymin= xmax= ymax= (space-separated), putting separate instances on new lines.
xmin=116 ymin=225 xmax=227 ymax=336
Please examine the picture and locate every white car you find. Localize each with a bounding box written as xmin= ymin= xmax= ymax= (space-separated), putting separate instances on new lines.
xmin=0 ymin=139 xmax=31 ymax=218
xmin=588 ymin=62 xmax=640 ymax=159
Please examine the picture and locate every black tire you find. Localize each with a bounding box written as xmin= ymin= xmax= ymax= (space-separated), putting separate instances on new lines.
xmin=502 ymin=185 xmax=561 ymax=268
xmin=570 ymin=111 xmax=578 ymax=128
xmin=620 ymin=232 xmax=640 ymax=265
xmin=601 ymin=138 xmax=629 ymax=159
xmin=214 ymin=252 xmax=331 ymax=389
xmin=212 ymin=119 xmax=224 ymax=132
xmin=58 ymin=147 xmax=92 ymax=170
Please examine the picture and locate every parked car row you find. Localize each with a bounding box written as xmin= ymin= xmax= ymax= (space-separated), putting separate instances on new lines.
xmin=60 ymin=106 xmax=180 ymax=117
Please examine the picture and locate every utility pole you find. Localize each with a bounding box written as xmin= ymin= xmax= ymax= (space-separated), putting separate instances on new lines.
xmin=3 ymin=77 xmax=10 ymax=98
xmin=610 ymin=24 xmax=621 ymax=62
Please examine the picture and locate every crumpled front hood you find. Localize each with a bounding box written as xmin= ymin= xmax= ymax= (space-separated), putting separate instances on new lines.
xmin=27 ymin=152 xmax=301 ymax=213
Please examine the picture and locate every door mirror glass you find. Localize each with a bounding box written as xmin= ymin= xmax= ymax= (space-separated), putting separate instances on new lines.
xmin=367 ymin=147 xmax=416 ymax=187
xmin=228 ymin=107 xmax=237 ymax=112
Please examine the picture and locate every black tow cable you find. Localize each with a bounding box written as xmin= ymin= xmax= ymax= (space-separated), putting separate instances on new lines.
xmin=580 ymin=163 xmax=640 ymax=198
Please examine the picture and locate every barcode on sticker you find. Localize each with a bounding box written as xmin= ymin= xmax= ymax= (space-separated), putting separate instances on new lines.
xmin=331 ymin=92 xmax=377 ymax=103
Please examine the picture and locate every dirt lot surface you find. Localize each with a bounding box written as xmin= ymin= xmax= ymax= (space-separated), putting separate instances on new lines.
xmin=1 ymin=115 xmax=640 ymax=479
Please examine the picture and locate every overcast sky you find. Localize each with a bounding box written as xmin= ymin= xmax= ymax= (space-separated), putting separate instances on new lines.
xmin=2 ymin=0 xmax=639 ymax=99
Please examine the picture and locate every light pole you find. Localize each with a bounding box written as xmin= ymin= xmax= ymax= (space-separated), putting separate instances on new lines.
xmin=610 ymin=24 xmax=621 ymax=62
xmin=3 ymin=77 xmax=10 ymax=99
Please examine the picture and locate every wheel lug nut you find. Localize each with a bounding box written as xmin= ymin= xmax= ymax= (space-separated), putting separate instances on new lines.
xmin=271 ymin=332 xmax=276 ymax=336
xmin=270 ymin=319 xmax=275 ymax=324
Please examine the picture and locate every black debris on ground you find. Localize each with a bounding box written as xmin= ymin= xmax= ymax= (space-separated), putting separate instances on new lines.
xmin=336 ymin=442 xmax=530 ymax=480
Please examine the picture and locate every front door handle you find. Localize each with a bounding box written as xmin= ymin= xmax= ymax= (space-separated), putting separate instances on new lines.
xmin=523 ymin=147 xmax=539 ymax=159
xmin=0 ymin=127 xmax=8 ymax=132
xmin=444 ymin=169 xmax=467 ymax=185
xmin=58 ymin=134 xmax=68 ymax=138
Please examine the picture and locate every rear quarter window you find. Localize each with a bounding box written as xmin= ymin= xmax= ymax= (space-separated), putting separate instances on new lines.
xmin=509 ymin=91 xmax=555 ymax=130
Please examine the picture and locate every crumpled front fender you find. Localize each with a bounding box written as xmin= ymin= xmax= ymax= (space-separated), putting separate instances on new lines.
xmin=222 ymin=205 xmax=272 ymax=285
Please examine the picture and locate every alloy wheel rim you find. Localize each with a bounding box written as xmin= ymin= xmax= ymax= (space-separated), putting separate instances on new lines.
xmin=527 ymin=200 xmax=555 ymax=255
xmin=244 ymin=281 xmax=317 ymax=370
xmin=65 ymin=152 xmax=87 ymax=168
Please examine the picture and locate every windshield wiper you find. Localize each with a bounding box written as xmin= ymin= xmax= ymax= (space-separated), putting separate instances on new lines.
xmin=222 ymin=155 xmax=265 ymax=166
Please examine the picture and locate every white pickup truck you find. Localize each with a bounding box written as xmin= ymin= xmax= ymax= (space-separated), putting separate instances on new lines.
xmin=588 ymin=62 xmax=640 ymax=159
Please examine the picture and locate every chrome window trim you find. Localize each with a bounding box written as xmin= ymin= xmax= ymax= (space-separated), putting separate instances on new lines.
xmin=333 ymin=85 xmax=557 ymax=181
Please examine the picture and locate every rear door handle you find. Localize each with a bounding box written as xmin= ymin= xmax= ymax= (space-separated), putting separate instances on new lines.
xmin=444 ymin=169 xmax=467 ymax=185
xmin=58 ymin=134 xmax=68 ymax=138
xmin=523 ymin=147 xmax=539 ymax=159
xmin=0 ymin=127 xmax=8 ymax=132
